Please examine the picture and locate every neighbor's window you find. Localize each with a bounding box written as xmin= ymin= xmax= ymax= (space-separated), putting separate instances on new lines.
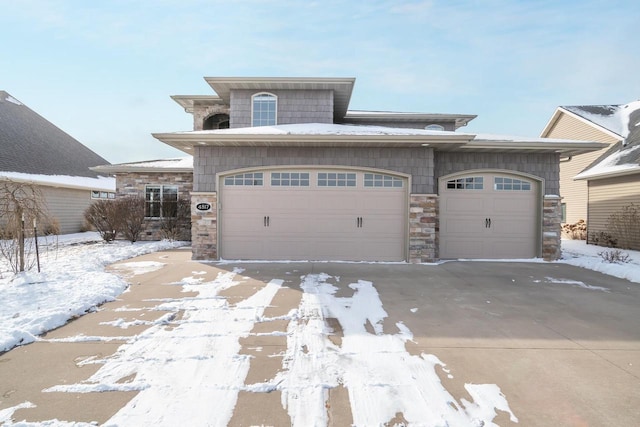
xmin=364 ymin=173 xmax=403 ymax=188
xmin=446 ymin=177 xmax=483 ymax=190
xmin=494 ymin=177 xmax=532 ymax=191
xmin=271 ymin=172 xmax=310 ymax=186
xmin=224 ymin=172 xmax=264 ymax=186
xmin=561 ymin=203 xmax=567 ymax=223
xmin=145 ymin=185 xmax=178 ymax=218
xmin=318 ymin=172 xmax=356 ymax=187
xmin=252 ymin=92 xmax=277 ymax=127
xmin=91 ymin=190 xmax=115 ymax=199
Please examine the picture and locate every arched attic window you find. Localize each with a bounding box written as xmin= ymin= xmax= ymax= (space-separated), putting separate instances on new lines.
xmin=203 ymin=113 xmax=230 ymax=130
xmin=252 ymin=92 xmax=277 ymax=127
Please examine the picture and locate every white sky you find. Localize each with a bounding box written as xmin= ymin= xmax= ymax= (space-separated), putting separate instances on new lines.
xmin=1 ymin=0 xmax=638 ymax=164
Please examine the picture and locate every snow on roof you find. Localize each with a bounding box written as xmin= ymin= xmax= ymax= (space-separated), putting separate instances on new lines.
xmin=0 ymin=171 xmax=115 ymax=191
xmin=184 ymin=122 xmax=458 ymax=136
xmin=575 ymin=144 xmax=640 ymax=180
xmin=563 ymin=101 xmax=640 ymax=139
xmin=114 ymin=157 xmax=193 ymax=169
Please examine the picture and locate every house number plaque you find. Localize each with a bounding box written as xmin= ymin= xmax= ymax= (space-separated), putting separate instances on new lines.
xmin=196 ymin=202 xmax=212 ymax=212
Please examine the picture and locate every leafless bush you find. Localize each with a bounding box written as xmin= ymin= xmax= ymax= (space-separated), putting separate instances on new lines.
xmin=589 ymin=231 xmax=617 ymax=248
xmin=598 ymin=249 xmax=631 ymax=264
xmin=606 ymin=203 xmax=640 ymax=250
xmin=84 ymin=200 xmax=121 ymax=242
xmin=160 ymin=198 xmax=191 ymax=241
xmin=0 ymin=180 xmax=52 ymax=273
xmin=118 ymin=196 xmax=146 ymax=243
xmin=562 ymin=219 xmax=587 ymax=240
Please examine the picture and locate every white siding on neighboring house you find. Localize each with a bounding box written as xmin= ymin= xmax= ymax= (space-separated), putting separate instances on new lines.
xmin=546 ymin=113 xmax=618 ymax=224
xmin=588 ymin=175 xmax=640 ymax=250
xmin=41 ymin=186 xmax=94 ymax=234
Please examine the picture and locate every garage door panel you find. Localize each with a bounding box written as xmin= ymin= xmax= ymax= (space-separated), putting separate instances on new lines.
xmin=220 ymin=169 xmax=406 ymax=261
xmin=440 ymin=172 xmax=539 ymax=259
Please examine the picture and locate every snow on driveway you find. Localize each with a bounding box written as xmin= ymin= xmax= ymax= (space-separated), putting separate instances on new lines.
xmin=30 ymin=269 xmax=516 ymax=426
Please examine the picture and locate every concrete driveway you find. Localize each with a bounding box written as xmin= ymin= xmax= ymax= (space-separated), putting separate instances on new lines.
xmin=1 ymin=249 xmax=639 ymax=426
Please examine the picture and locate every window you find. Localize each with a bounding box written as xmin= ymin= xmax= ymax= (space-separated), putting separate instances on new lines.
xmin=318 ymin=172 xmax=356 ymax=187
xmin=224 ymin=172 xmax=263 ymax=186
xmin=364 ymin=173 xmax=403 ymax=188
xmin=425 ymin=124 xmax=445 ymax=131
xmin=446 ymin=177 xmax=483 ymax=190
xmin=271 ymin=172 xmax=310 ymax=186
xmin=145 ymin=185 xmax=178 ymax=218
xmin=561 ymin=203 xmax=567 ymax=223
xmin=91 ymin=190 xmax=115 ymax=199
xmin=252 ymin=93 xmax=277 ymax=127
xmin=494 ymin=177 xmax=532 ymax=191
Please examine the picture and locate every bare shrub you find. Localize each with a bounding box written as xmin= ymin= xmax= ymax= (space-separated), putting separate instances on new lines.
xmin=562 ymin=219 xmax=587 ymax=240
xmin=589 ymin=231 xmax=617 ymax=248
xmin=84 ymin=200 xmax=121 ymax=242
xmin=598 ymin=249 xmax=630 ymax=264
xmin=606 ymin=203 xmax=640 ymax=250
xmin=118 ymin=196 xmax=146 ymax=243
xmin=0 ymin=180 xmax=51 ymax=273
xmin=160 ymin=198 xmax=191 ymax=241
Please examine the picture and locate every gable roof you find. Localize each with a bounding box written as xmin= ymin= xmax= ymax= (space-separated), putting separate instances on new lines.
xmin=552 ymin=101 xmax=640 ymax=180
xmin=0 ymin=91 xmax=110 ymax=178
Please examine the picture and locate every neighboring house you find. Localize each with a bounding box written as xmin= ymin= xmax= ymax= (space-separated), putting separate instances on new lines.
xmin=92 ymin=157 xmax=193 ymax=240
xmin=542 ymin=101 xmax=640 ymax=248
xmin=119 ymin=76 xmax=602 ymax=263
xmin=0 ymin=91 xmax=115 ymax=234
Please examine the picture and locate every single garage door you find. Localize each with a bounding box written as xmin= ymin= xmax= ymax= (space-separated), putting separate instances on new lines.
xmin=439 ymin=172 xmax=539 ymax=259
xmin=220 ymin=168 xmax=407 ymax=261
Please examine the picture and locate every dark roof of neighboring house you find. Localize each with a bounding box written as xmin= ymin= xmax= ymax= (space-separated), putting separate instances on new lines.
xmin=0 ymin=91 xmax=110 ymax=178
xmin=569 ymin=101 xmax=640 ymax=180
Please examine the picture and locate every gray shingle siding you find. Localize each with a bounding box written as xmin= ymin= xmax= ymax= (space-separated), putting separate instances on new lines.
xmin=194 ymin=146 xmax=434 ymax=193
xmin=434 ymin=152 xmax=560 ymax=195
xmin=230 ymin=89 xmax=333 ymax=128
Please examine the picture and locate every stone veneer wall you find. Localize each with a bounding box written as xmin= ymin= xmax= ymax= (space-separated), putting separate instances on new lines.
xmin=543 ymin=195 xmax=562 ymax=261
xmin=409 ymin=194 xmax=438 ymax=263
xmin=191 ymin=192 xmax=217 ymax=260
xmin=115 ymin=172 xmax=193 ymax=241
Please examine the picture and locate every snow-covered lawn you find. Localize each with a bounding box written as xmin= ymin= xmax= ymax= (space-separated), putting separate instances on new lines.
xmin=0 ymin=232 xmax=188 ymax=353
xmin=1 ymin=234 xmax=639 ymax=425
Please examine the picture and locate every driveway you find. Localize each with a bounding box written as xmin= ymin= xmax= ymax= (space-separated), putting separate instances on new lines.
xmin=1 ymin=250 xmax=639 ymax=426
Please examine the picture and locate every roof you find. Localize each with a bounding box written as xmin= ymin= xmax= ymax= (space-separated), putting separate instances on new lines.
xmin=343 ymin=110 xmax=476 ymax=129
xmin=153 ymin=123 xmax=605 ymax=156
xmin=544 ymin=101 xmax=640 ymax=180
xmin=0 ymin=91 xmax=110 ymax=179
xmin=92 ymin=157 xmax=193 ymax=173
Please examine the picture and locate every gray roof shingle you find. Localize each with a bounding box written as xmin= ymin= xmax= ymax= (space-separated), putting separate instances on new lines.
xmin=0 ymin=91 xmax=110 ymax=178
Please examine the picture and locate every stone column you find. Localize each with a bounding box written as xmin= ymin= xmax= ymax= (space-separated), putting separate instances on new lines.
xmin=409 ymin=194 xmax=439 ymax=263
xmin=542 ymin=195 xmax=562 ymax=261
xmin=191 ymin=192 xmax=217 ymax=260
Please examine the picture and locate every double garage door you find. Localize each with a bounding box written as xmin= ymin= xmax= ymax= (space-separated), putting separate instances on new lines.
xmin=219 ymin=168 xmax=407 ymax=261
xmin=439 ymin=172 xmax=540 ymax=259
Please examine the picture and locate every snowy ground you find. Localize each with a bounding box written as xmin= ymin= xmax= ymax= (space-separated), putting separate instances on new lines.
xmin=1 ymin=235 xmax=639 ymax=426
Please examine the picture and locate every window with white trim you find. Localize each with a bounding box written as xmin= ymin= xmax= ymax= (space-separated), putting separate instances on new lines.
xmin=364 ymin=173 xmax=403 ymax=188
xmin=252 ymin=93 xmax=277 ymax=127
xmin=318 ymin=172 xmax=356 ymax=187
xmin=446 ymin=177 xmax=484 ymax=190
xmin=271 ymin=172 xmax=310 ymax=186
xmin=145 ymin=185 xmax=178 ymax=218
xmin=224 ymin=172 xmax=264 ymax=186
xmin=494 ymin=177 xmax=532 ymax=191
xmin=91 ymin=190 xmax=115 ymax=199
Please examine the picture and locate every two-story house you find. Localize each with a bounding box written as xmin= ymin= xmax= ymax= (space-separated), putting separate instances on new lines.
xmin=98 ymin=76 xmax=603 ymax=262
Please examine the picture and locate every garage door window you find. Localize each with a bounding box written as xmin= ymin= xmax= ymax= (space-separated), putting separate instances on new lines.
xmin=271 ymin=172 xmax=310 ymax=186
xmin=494 ymin=177 xmax=531 ymax=191
xmin=224 ymin=172 xmax=263 ymax=186
xmin=318 ymin=172 xmax=356 ymax=187
xmin=364 ymin=173 xmax=403 ymax=188
xmin=446 ymin=176 xmax=483 ymax=190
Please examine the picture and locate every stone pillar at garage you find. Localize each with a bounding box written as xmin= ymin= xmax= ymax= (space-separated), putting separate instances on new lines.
xmin=191 ymin=192 xmax=218 ymax=260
